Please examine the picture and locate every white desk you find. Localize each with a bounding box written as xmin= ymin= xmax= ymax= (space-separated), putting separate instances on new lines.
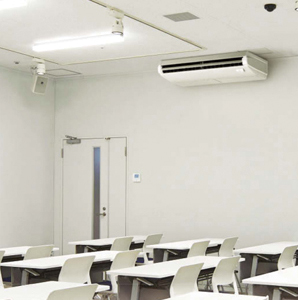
xmin=235 ymin=242 xmax=298 ymax=279
xmin=1 ymin=250 xmax=118 ymax=286
xmin=0 ymin=246 xmax=59 ymax=261
xmin=0 ymin=281 xmax=108 ymax=300
xmin=108 ymin=255 xmax=243 ymax=300
xmin=0 ymin=246 xmax=59 ymax=282
xmin=147 ymin=238 xmax=224 ymax=262
xmin=163 ymin=292 xmax=268 ymax=300
xmin=69 ymin=236 xmax=147 ymax=253
xmin=243 ymin=266 xmax=298 ymax=300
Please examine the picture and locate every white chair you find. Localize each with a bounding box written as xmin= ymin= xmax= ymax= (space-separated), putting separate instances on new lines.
xmin=278 ymin=245 xmax=298 ymax=270
xmin=97 ymin=249 xmax=140 ymax=298
xmin=218 ymin=237 xmax=238 ymax=257
xmin=170 ymin=263 xmax=203 ymax=297
xmin=139 ymin=233 xmax=163 ymax=264
xmin=187 ymin=241 xmax=210 ymax=258
xmin=21 ymin=245 xmax=55 ymax=284
xmin=47 ymin=284 xmax=98 ymax=300
xmin=110 ymin=237 xmax=133 ymax=251
xmin=212 ymin=256 xmax=241 ymax=294
xmin=58 ymin=255 xmax=95 ymax=284
xmin=24 ymin=245 xmax=54 ymax=260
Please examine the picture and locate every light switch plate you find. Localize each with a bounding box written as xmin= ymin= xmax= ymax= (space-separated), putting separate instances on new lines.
xmin=133 ymin=173 xmax=141 ymax=183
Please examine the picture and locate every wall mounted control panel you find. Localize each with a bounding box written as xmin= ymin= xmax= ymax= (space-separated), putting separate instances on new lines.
xmin=133 ymin=173 xmax=141 ymax=183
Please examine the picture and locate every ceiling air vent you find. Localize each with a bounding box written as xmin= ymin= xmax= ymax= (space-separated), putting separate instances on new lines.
xmin=164 ymin=12 xmax=199 ymax=22
xmin=46 ymin=68 xmax=81 ymax=78
xmin=158 ymin=51 xmax=268 ymax=87
xmin=162 ymin=57 xmax=243 ymax=74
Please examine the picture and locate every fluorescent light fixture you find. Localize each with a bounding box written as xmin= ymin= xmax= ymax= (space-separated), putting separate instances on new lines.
xmin=0 ymin=0 xmax=27 ymax=10
xmin=33 ymin=34 xmax=124 ymax=52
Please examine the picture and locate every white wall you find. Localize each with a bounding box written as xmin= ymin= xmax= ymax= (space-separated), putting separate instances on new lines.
xmin=54 ymin=57 xmax=298 ymax=248
xmin=0 ymin=67 xmax=55 ymax=247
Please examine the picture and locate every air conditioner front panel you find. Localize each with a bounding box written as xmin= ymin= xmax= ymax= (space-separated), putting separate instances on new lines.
xmin=158 ymin=52 xmax=268 ymax=87
xmin=159 ymin=65 xmax=266 ymax=87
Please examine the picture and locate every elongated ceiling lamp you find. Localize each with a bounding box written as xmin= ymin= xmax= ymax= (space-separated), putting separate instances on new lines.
xmin=33 ymin=8 xmax=124 ymax=52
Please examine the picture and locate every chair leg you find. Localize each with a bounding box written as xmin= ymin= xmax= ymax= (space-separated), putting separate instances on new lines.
xmin=233 ymin=280 xmax=239 ymax=295
xmin=234 ymin=271 xmax=243 ymax=294
xmin=213 ymin=284 xmax=219 ymax=293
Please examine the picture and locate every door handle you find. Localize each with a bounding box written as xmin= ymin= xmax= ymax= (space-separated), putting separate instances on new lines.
xmin=99 ymin=212 xmax=106 ymax=217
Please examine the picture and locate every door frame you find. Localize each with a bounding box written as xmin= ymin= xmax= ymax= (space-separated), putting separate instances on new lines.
xmin=60 ymin=136 xmax=128 ymax=253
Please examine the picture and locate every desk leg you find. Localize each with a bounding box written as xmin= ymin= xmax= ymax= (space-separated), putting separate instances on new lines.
xmin=131 ymin=279 xmax=140 ymax=300
xmin=272 ymin=288 xmax=281 ymax=300
xmin=75 ymin=245 xmax=85 ymax=253
xmin=251 ymin=255 xmax=259 ymax=277
xmin=163 ymin=251 xmax=169 ymax=262
xmin=247 ymin=256 xmax=258 ymax=296
xmin=11 ymin=268 xmax=22 ymax=286
xmin=21 ymin=270 xmax=29 ymax=285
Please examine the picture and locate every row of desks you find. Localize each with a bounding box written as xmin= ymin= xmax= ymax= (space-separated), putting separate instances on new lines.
xmin=0 ymin=281 xmax=268 ymax=300
xmin=1 ymin=239 xmax=297 ymax=300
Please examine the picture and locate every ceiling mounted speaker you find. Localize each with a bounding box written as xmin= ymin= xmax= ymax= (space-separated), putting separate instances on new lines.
xmin=32 ymin=75 xmax=48 ymax=94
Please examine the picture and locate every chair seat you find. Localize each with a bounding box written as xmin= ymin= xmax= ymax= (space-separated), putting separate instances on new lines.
xmin=97 ymin=281 xmax=112 ymax=291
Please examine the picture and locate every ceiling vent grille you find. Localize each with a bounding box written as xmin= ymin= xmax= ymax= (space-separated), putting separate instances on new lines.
xmin=158 ymin=51 xmax=268 ymax=87
xmin=46 ymin=68 xmax=81 ymax=77
xmin=161 ymin=57 xmax=243 ymax=73
xmin=163 ymin=12 xmax=199 ymax=22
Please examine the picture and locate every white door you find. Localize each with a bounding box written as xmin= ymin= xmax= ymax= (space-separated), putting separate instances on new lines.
xmin=62 ymin=137 xmax=127 ymax=254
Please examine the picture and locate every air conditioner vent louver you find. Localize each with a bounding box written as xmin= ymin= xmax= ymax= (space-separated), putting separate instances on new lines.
xmin=162 ymin=57 xmax=243 ymax=74
xmin=158 ymin=51 xmax=268 ymax=87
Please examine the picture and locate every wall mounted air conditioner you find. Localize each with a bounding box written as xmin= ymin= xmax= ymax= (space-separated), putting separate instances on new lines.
xmin=158 ymin=51 xmax=268 ymax=87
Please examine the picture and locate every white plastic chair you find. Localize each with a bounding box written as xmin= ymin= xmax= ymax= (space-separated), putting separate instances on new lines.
xmin=218 ymin=237 xmax=238 ymax=257
xmin=187 ymin=241 xmax=210 ymax=258
xmin=170 ymin=263 xmax=203 ymax=297
xmin=140 ymin=233 xmax=163 ymax=264
xmin=21 ymin=245 xmax=55 ymax=284
xmin=47 ymin=284 xmax=98 ymax=300
xmin=24 ymin=245 xmax=54 ymax=260
xmin=58 ymin=255 xmax=95 ymax=284
xmin=110 ymin=237 xmax=133 ymax=251
xmin=97 ymin=249 xmax=140 ymax=298
xmin=212 ymin=256 xmax=241 ymax=294
xmin=0 ymin=251 xmax=5 ymax=288
xmin=278 ymin=245 xmax=298 ymax=270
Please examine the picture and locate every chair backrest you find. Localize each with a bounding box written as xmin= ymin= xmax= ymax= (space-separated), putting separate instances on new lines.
xmin=47 ymin=284 xmax=97 ymax=300
xmin=170 ymin=263 xmax=203 ymax=297
xmin=58 ymin=255 xmax=95 ymax=284
xmin=109 ymin=250 xmax=140 ymax=293
xmin=187 ymin=241 xmax=210 ymax=258
xmin=212 ymin=256 xmax=241 ymax=294
xmin=24 ymin=245 xmax=54 ymax=260
xmin=110 ymin=237 xmax=133 ymax=251
xmin=143 ymin=234 xmax=163 ymax=254
xmin=219 ymin=237 xmax=238 ymax=257
xmin=111 ymin=249 xmax=140 ymax=271
xmin=278 ymin=245 xmax=298 ymax=270
xmin=0 ymin=251 xmax=5 ymax=288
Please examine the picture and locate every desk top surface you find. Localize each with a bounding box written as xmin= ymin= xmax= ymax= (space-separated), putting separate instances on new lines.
xmin=108 ymin=255 xmax=242 ymax=278
xmin=163 ymin=292 xmax=267 ymax=300
xmin=0 ymin=246 xmax=59 ymax=257
xmin=69 ymin=236 xmax=146 ymax=246
xmin=235 ymin=242 xmax=298 ymax=255
xmin=243 ymin=266 xmax=298 ymax=287
xmin=0 ymin=281 xmax=108 ymax=300
xmin=1 ymin=250 xmax=119 ymax=269
xmin=147 ymin=238 xmax=224 ymax=250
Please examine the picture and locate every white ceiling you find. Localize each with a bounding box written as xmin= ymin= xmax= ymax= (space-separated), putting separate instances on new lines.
xmin=0 ymin=0 xmax=297 ymax=77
